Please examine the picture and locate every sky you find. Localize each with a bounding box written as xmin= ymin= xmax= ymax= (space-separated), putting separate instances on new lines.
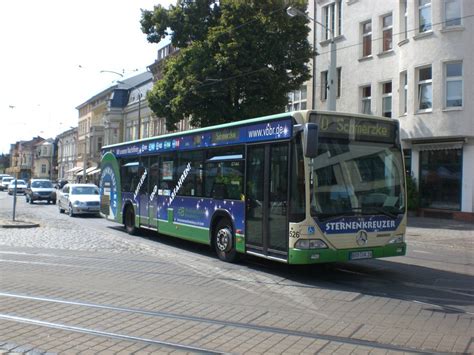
xmin=0 ymin=0 xmax=174 ymax=154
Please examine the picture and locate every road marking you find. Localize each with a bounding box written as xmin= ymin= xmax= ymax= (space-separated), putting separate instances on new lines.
xmin=411 ymin=250 xmax=432 ymax=254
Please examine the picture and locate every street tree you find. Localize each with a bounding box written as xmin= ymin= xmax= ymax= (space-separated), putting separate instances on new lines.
xmin=141 ymin=0 xmax=312 ymax=130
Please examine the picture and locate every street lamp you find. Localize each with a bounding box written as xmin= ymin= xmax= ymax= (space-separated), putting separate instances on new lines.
xmin=100 ymin=70 xmax=124 ymax=77
xmin=287 ymin=6 xmax=337 ymax=111
xmin=9 ymin=105 xmax=18 ymax=221
xmin=81 ymin=132 xmax=89 ymax=183
xmin=117 ymin=81 xmax=143 ymax=141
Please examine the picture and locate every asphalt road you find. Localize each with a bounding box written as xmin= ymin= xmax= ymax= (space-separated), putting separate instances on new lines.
xmin=0 ymin=192 xmax=472 ymax=354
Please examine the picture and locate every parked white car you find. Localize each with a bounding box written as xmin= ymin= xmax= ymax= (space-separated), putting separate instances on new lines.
xmin=0 ymin=176 xmax=13 ymax=191
xmin=57 ymin=183 xmax=100 ymax=217
xmin=7 ymin=179 xmax=27 ymax=195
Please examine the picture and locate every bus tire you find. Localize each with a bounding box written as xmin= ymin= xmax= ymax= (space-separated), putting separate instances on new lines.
xmin=214 ymin=219 xmax=238 ymax=263
xmin=124 ymin=205 xmax=137 ymax=235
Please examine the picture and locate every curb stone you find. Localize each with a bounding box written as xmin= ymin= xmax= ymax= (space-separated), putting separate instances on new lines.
xmin=0 ymin=219 xmax=40 ymax=229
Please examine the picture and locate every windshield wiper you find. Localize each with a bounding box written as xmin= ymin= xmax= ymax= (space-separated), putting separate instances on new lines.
xmin=313 ymin=208 xmax=360 ymax=221
xmin=359 ymin=207 xmax=399 ymax=219
xmin=337 ymin=207 xmax=399 ymax=219
xmin=313 ymin=207 xmax=401 ymax=221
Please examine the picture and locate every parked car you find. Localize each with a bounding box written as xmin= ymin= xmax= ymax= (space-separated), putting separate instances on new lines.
xmin=57 ymin=183 xmax=100 ymax=217
xmin=7 ymin=179 xmax=27 ymax=195
xmin=0 ymin=176 xmax=13 ymax=191
xmin=25 ymin=179 xmax=57 ymax=204
xmin=55 ymin=179 xmax=68 ymax=189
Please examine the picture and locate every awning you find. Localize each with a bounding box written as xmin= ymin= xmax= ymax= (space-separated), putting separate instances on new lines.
xmin=75 ymin=166 xmax=97 ymax=176
xmin=87 ymin=168 xmax=101 ymax=176
xmin=66 ymin=166 xmax=83 ymax=173
xmin=414 ymin=141 xmax=464 ymax=151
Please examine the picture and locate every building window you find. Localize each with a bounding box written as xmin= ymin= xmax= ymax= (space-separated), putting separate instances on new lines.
xmin=417 ymin=66 xmax=432 ymax=111
xmin=419 ymin=148 xmax=462 ymax=210
xmin=97 ymin=137 xmax=103 ymax=151
xmin=401 ymin=71 xmax=408 ymax=115
xmin=445 ymin=0 xmax=461 ymax=27
xmin=382 ymin=14 xmax=393 ymax=52
xmin=142 ymin=121 xmax=149 ymax=138
xmin=418 ymin=0 xmax=432 ymax=33
xmin=322 ymin=0 xmax=342 ymax=41
xmin=445 ymin=62 xmax=463 ymax=108
xmin=403 ymin=149 xmax=412 ymax=175
xmin=382 ymin=81 xmax=392 ymax=118
xmin=401 ymin=0 xmax=408 ymax=40
xmin=337 ymin=67 xmax=341 ymax=97
xmin=41 ymin=164 xmax=46 ymax=174
xmin=321 ymin=68 xmax=342 ymax=101
xmin=362 ymin=21 xmax=372 ymax=57
xmin=321 ymin=72 xmax=327 ymax=101
xmin=360 ymin=85 xmax=371 ymax=114
xmin=287 ymin=85 xmax=307 ymax=111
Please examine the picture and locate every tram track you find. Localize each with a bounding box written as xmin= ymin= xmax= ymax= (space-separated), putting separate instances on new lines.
xmin=0 ymin=313 xmax=221 ymax=354
xmin=1 ymin=250 xmax=473 ymax=315
xmin=0 ymin=291 xmax=437 ymax=354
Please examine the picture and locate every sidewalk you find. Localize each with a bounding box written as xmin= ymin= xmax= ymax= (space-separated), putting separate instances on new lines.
xmin=408 ymin=215 xmax=474 ymax=230
xmin=406 ymin=216 xmax=473 ymax=253
xmin=0 ymin=211 xmax=39 ymax=229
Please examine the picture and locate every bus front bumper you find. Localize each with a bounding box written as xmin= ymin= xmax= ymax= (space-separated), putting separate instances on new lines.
xmin=288 ymin=243 xmax=407 ymax=264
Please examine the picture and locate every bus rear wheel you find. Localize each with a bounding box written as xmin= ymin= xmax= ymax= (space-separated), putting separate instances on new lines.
xmin=124 ymin=205 xmax=137 ymax=235
xmin=214 ymin=219 xmax=238 ymax=263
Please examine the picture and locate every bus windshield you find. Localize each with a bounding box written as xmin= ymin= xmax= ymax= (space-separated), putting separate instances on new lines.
xmin=310 ymin=138 xmax=405 ymax=220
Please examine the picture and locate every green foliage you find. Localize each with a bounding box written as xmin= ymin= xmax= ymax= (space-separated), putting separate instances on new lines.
xmin=141 ymin=0 xmax=312 ymax=130
xmin=406 ymin=173 xmax=419 ymax=211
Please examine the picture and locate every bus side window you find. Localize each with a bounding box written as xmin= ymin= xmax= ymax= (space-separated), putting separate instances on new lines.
xmin=121 ymin=158 xmax=139 ymax=192
xmin=178 ymin=150 xmax=204 ymax=197
xmin=149 ymin=157 xmax=160 ymax=195
xmin=205 ymin=160 xmax=243 ymax=200
xmin=160 ymin=154 xmax=176 ymax=194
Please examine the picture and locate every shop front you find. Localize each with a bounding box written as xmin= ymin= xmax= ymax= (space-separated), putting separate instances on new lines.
xmin=407 ymin=139 xmax=474 ymax=222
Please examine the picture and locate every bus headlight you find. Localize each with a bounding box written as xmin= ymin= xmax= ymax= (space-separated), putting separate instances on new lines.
xmin=294 ymin=239 xmax=328 ymax=250
xmin=388 ymin=234 xmax=404 ymax=244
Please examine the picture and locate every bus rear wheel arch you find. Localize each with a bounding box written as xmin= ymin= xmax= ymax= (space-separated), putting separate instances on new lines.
xmin=213 ymin=217 xmax=238 ymax=263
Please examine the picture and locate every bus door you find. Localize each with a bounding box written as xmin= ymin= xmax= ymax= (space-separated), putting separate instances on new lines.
xmin=147 ymin=156 xmax=160 ymax=229
xmin=138 ymin=157 xmax=149 ymax=227
xmin=246 ymin=143 xmax=289 ymax=261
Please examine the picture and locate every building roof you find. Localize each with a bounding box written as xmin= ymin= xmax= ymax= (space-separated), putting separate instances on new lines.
xmin=76 ymin=71 xmax=153 ymax=110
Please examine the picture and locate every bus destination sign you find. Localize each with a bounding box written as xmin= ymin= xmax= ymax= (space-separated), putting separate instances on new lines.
xmin=316 ymin=115 xmax=396 ymax=142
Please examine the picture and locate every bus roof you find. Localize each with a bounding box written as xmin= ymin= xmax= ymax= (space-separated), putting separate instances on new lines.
xmin=102 ymin=110 xmax=396 ymax=151
xmin=102 ymin=110 xmax=296 ymax=151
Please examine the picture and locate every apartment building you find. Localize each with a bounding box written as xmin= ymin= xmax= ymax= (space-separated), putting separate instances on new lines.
xmin=6 ymin=137 xmax=46 ymax=180
xmin=33 ymin=139 xmax=56 ymax=180
xmin=57 ymin=127 xmax=78 ymax=182
xmin=298 ymin=0 xmax=473 ymax=219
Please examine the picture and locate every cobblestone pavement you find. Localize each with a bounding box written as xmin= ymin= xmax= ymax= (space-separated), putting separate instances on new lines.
xmin=0 ymin=193 xmax=472 ymax=354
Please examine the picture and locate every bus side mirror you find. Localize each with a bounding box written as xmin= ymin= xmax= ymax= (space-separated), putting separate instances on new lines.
xmin=303 ymin=123 xmax=319 ymax=158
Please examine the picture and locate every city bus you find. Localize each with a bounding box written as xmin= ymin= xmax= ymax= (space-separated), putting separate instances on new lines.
xmin=99 ymin=110 xmax=407 ymax=264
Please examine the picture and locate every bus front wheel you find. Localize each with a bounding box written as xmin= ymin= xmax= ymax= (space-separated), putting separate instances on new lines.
xmin=214 ymin=219 xmax=238 ymax=263
xmin=124 ymin=206 xmax=137 ymax=235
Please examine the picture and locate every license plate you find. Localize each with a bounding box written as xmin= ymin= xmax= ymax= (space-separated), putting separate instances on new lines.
xmin=350 ymin=251 xmax=373 ymax=260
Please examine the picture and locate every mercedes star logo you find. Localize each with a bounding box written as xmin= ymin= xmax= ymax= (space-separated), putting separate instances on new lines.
xmin=356 ymin=230 xmax=368 ymax=246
